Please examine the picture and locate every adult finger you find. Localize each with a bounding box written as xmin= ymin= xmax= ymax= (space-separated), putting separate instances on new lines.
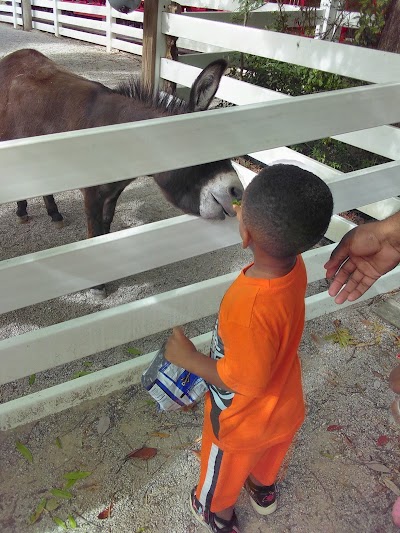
xmin=333 ymin=268 xmax=364 ymax=303
xmin=327 ymin=258 xmax=356 ymax=297
xmin=334 ymin=271 xmax=376 ymax=304
xmin=172 ymin=326 xmax=185 ymax=338
xmin=324 ymin=234 xmax=353 ymax=277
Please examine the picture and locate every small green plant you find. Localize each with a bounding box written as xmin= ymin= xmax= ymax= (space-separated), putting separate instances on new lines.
xmin=228 ymin=55 xmax=389 ymax=172
xmin=354 ymin=0 xmax=391 ymax=48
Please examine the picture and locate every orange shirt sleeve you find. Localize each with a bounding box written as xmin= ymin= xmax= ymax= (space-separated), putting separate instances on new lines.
xmin=216 ymin=318 xmax=277 ymax=397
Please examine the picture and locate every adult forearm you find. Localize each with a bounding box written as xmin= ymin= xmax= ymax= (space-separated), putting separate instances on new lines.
xmin=382 ymin=211 xmax=400 ymax=250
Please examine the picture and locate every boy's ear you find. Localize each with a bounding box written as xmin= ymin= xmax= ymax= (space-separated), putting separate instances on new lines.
xmin=241 ymin=226 xmax=251 ymax=249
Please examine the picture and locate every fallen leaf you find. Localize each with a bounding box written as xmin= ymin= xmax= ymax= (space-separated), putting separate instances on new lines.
xmin=327 ymin=425 xmax=344 ymax=432
xmin=53 ymin=516 xmax=67 ymax=529
xmin=96 ymin=415 xmax=111 ymax=435
xmin=29 ymin=374 xmax=36 ymax=386
xmin=310 ymin=333 xmax=321 ymax=345
xmin=126 ymin=447 xmax=157 ymax=461
xmin=29 ymin=498 xmax=46 ymax=524
xmin=342 ymin=433 xmax=355 ymax=448
xmin=320 ymin=451 xmax=334 ymax=459
xmin=192 ymin=450 xmax=201 ymax=462
xmin=365 ymin=461 xmax=392 ymax=473
xmin=71 ymin=370 xmax=92 ymax=379
xmin=50 ymin=488 xmax=73 ymax=500
xmin=127 ymin=347 xmax=142 ymax=356
xmin=98 ymin=503 xmax=113 ymax=520
xmin=83 ymin=361 xmax=93 ymax=367
xmin=64 ymin=479 xmax=77 ymax=490
xmin=380 ymin=477 xmax=400 ymax=496
xmin=324 ymin=328 xmax=355 ymax=348
xmin=16 ymin=441 xmax=33 ymax=463
xmin=55 ymin=437 xmax=62 ymax=449
xmin=77 ymin=481 xmax=101 ymax=492
xmin=149 ymin=432 xmax=170 ymax=439
xmin=67 ymin=515 xmax=77 ymax=529
xmin=45 ymin=498 xmax=60 ymax=512
xmin=63 ymin=470 xmax=91 ymax=481
xmin=377 ymin=435 xmax=390 ymax=447
xmin=361 ymin=319 xmax=374 ymax=327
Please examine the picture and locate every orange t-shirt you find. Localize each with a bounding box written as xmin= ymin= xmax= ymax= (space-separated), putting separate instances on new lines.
xmin=206 ymin=256 xmax=307 ymax=451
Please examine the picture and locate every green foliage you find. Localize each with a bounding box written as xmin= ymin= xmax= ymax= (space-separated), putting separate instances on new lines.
xmin=16 ymin=441 xmax=33 ymax=463
xmin=228 ymin=55 xmax=389 ymax=172
xmin=231 ymin=54 xmax=361 ymax=96
xmin=291 ymin=138 xmax=388 ymax=173
xmin=354 ymin=0 xmax=391 ymax=48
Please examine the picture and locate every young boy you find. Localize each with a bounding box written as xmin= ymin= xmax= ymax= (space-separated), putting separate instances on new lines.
xmin=164 ymin=164 xmax=333 ymax=533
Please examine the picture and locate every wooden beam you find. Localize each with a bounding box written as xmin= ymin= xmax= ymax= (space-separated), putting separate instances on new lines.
xmin=21 ymin=0 xmax=32 ymax=30
xmin=374 ymin=299 xmax=400 ymax=329
xmin=142 ymin=0 xmax=169 ymax=93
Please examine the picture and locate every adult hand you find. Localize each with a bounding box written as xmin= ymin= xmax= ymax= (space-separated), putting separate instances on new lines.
xmin=164 ymin=326 xmax=197 ymax=368
xmin=324 ymin=217 xmax=400 ymax=304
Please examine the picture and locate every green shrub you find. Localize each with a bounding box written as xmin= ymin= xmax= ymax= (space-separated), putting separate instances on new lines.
xmin=228 ymin=55 xmax=388 ymax=172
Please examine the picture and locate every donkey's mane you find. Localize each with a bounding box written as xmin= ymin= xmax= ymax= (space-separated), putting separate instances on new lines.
xmin=114 ymin=77 xmax=188 ymax=115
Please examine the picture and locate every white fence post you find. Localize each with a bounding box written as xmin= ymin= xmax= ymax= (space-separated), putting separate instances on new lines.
xmin=54 ymin=0 xmax=60 ymax=37
xmin=11 ymin=0 xmax=18 ymax=28
xmin=315 ymin=0 xmax=341 ymax=40
xmin=106 ymin=0 xmax=113 ymax=53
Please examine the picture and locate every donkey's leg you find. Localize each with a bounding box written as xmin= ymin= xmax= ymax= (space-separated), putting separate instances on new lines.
xmin=83 ymin=187 xmax=105 ymax=239
xmin=102 ymin=189 xmax=125 ymax=234
xmin=82 ymin=187 xmax=107 ymax=297
xmin=43 ymin=195 xmax=64 ymax=227
xmin=16 ymin=200 xmax=30 ymax=223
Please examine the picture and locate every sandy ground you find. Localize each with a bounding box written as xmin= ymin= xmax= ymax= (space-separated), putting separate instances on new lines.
xmin=0 ymin=22 xmax=399 ymax=533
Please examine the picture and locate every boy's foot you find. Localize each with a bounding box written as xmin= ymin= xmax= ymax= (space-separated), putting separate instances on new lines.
xmin=244 ymin=478 xmax=277 ymax=516
xmin=190 ymin=487 xmax=240 ymax=533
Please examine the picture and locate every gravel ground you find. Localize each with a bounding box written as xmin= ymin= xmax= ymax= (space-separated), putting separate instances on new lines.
xmin=0 ymin=22 xmax=399 ymax=533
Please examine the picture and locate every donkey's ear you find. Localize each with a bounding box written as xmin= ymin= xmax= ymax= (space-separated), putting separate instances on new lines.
xmin=188 ymin=59 xmax=227 ymax=112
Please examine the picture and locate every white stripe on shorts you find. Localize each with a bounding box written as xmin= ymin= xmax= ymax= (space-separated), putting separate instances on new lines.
xmin=199 ymin=442 xmax=220 ymax=507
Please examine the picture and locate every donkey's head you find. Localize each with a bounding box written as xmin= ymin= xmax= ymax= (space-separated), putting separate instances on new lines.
xmin=154 ymin=60 xmax=243 ymax=219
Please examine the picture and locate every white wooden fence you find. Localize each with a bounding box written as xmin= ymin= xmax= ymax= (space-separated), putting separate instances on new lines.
xmin=0 ymin=0 xmax=360 ymax=56
xmin=1 ymin=0 xmax=400 ymax=430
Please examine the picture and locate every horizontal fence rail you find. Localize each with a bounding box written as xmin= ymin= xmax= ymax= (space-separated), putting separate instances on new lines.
xmin=163 ymin=13 xmax=400 ymax=84
xmin=0 ymin=0 xmax=363 ymax=57
xmin=161 ymin=59 xmax=400 ymax=162
xmin=3 ymin=153 xmax=400 ymax=315
xmin=1 ymin=82 xmax=400 ymax=203
xmin=1 ymin=253 xmax=399 ymax=430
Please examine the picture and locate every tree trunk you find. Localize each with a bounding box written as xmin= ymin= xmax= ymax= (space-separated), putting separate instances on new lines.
xmin=377 ymin=0 xmax=400 ymax=53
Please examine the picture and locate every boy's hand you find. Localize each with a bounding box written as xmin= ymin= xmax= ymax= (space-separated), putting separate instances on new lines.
xmin=164 ymin=327 xmax=197 ymax=368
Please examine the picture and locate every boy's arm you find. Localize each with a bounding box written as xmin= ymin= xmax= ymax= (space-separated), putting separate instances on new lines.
xmin=164 ymin=327 xmax=233 ymax=391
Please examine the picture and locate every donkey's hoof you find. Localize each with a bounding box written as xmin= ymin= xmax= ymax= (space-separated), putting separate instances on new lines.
xmin=52 ymin=219 xmax=64 ymax=229
xmin=90 ymin=287 xmax=107 ymax=300
xmin=17 ymin=215 xmax=30 ymax=224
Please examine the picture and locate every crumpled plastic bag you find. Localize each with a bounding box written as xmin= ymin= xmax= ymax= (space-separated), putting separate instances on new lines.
xmin=141 ymin=343 xmax=208 ymax=412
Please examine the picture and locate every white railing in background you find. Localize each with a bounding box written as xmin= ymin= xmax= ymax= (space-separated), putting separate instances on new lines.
xmin=0 ymin=0 xmax=361 ymax=56
xmin=1 ymin=1 xmax=399 ymax=430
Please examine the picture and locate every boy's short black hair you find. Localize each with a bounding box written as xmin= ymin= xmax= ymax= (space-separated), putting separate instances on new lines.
xmin=242 ymin=164 xmax=333 ymax=258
